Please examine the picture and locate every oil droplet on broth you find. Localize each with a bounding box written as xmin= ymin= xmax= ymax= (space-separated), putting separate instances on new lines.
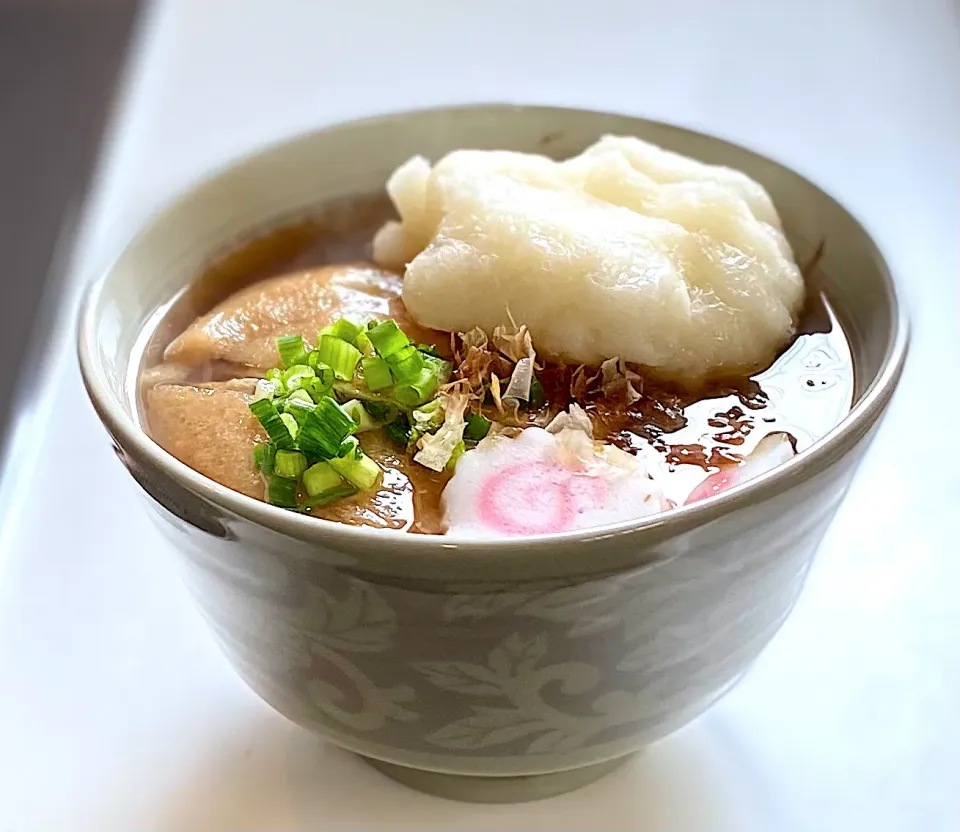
xmin=642 ymin=315 xmax=854 ymax=507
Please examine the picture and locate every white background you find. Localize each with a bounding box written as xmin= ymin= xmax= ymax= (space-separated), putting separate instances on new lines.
xmin=1 ymin=1 xmax=958 ymax=829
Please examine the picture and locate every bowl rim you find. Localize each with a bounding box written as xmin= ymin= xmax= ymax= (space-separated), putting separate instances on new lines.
xmin=77 ymin=102 xmax=910 ymax=563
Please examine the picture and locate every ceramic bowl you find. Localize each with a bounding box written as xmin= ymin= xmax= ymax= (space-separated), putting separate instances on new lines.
xmin=77 ymin=105 xmax=908 ymax=803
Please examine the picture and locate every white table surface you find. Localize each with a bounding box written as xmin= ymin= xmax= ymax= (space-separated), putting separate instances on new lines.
xmin=1 ymin=1 xmax=958 ymax=829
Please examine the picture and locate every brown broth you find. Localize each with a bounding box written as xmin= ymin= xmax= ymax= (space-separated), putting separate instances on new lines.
xmin=136 ymin=197 xmax=855 ymax=532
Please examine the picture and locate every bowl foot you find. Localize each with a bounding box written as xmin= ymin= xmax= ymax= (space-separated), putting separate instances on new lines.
xmin=360 ymin=753 xmax=634 ymax=803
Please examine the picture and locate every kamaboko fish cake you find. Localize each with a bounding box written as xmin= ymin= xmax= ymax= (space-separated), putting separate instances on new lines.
xmin=442 ymin=415 xmax=667 ymax=539
xmin=374 ymin=136 xmax=804 ymax=382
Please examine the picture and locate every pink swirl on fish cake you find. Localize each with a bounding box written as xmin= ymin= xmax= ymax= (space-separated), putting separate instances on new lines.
xmin=477 ymin=462 xmax=608 ymax=535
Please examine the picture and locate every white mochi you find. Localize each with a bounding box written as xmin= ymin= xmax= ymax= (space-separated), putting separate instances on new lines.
xmin=373 ymin=136 xmax=805 ymax=381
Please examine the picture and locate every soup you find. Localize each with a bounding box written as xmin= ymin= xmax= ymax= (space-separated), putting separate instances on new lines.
xmin=137 ymin=138 xmax=854 ymax=537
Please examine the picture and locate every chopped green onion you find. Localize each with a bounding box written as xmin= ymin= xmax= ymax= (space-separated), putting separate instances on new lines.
xmin=300 ymin=377 xmax=332 ymax=402
xmin=306 ymin=351 xmax=334 ymax=376
xmin=253 ymin=379 xmax=277 ymax=401
xmin=331 ymin=379 xmax=379 ymax=404
xmin=329 ymin=318 xmax=363 ymax=345
xmin=423 ymin=354 xmax=453 ymax=384
xmin=298 ymin=483 xmax=358 ymax=510
xmin=447 ymin=441 xmax=466 ymax=470
xmin=301 ymin=367 xmax=334 ymax=401
xmin=409 ymin=397 xmax=445 ymax=442
xmin=280 ymin=364 xmax=315 ymax=393
xmin=276 ymin=334 xmax=310 ymax=368
xmin=283 ymin=397 xmax=316 ymax=428
xmin=366 ymin=319 xmax=410 ymax=358
xmin=296 ymin=397 xmax=358 ymax=459
xmin=464 ymin=413 xmax=491 ymax=441
xmin=316 ymin=334 xmax=362 ymax=381
xmin=279 ymin=412 xmax=299 ymax=440
xmin=302 ymin=461 xmax=343 ymax=496
xmin=285 ymin=389 xmax=314 ymax=406
xmin=386 ymin=343 xmax=425 ymax=381
xmin=266 ymin=367 xmax=284 ymax=393
xmin=280 ymin=363 xmax=315 ymax=392
xmin=395 ymin=366 xmax=440 ymax=408
xmin=355 ymin=331 xmax=373 ymax=356
xmin=252 ymin=442 xmax=276 ymax=474
xmin=340 ymin=399 xmax=380 ymax=432
xmin=413 ymin=396 xmax=468 ymax=471
xmin=267 ymin=475 xmax=298 ymax=508
xmin=529 ymin=376 xmax=546 ymax=408
xmin=274 ymin=450 xmax=308 ymax=479
xmin=384 ymin=416 xmax=411 ymax=448
xmin=417 ymin=343 xmax=442 ymax=357
xmin=249 ymin=399 xmax=297 ymax=449
xmin=336 ymin=436 xmax=361 ymax=458
xmin=412 ymin=397 xmax=444 ymax=420
xmin=329 ymin=448 xmax=382 ymax=490
xmin=361 ymin=356 xmax=393 ymax=391
xmin=363 ymin=401 xmax=396 ymax=423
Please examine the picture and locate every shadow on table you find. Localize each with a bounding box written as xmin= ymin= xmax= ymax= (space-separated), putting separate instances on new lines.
xmin=0 ymin=0 xmax=141 ymax=480
xmin=156 ymin=718 xmax=792 ymax=832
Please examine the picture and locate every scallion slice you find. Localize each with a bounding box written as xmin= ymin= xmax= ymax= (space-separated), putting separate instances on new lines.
xmin=361 ymin=356 xmax=393 ymax=391
xmin=529 ymin=376 xmax=546 ymax=408
xmin=366 ymin=319 xmax=410 ymax=358
xmin=408 ymin=397 xmax=445 ymax=443
xmin=283 ymin=396 xmax=316 ymax=427
xmin=267 ymin=475 xmax=298 ymax=507
xmin=274 ymin=450 xmax=308 ymax=479
xmin=285 ymin=389 xmax=314 ymax=406
xmin=316 ymin=334 xmax=362 ymax=381
xmin=279 ymin=412 xmax=299 ymax=440
xmin=302 ymin=461 xmax=343 ymax=496
xmin=386 ymin=343 xmax=425 ymax=381
xmin=363 ymin=401 xmax=396 ymax=423
xmin=266 ymin=367 xmax=284 ymax=394
xmin=417 ymin=343 xmax=441 ymax=357
xmin=447 ymin=440 xmax=466 ymax=470
xmin=395 ymin=366 xmax=440 ymax=408
xmin=296 ymin=397 xmax=358 ymax=459
xmin=463 ymin=412 xmax=491 ymax=441
xmin=276 ymin=334 xmax=310 ymax=368
xmin=355 ymin=331 xmax=374 ymax=356
xmin=340 ymin=399 xmax=380 ymax=432
xmin=329 ymin=449 xmax=382 ymax=490
xmin=329 ymin=318 xmax=363 ymax=345
xmin=280 ymin=363 xmax=315 ymax=392
xmin=249 ymin=399 xmax=297 ymax=449
xmin=306 ymin=351 xmax=333 ymax=376
xmin=412 ymin=397 xmax=444 ymax=421
xmin=331 ymin=379 xmax=385 ymax=404
xmin=252 ymin=442 xmax=276 ymax=474
xmin=298 ymin=483 xmax=358 ymax=510
xmin=253 ymin=379 xmax=276 ymax=401
xmin=301 ymin=368 xmax=334 ymax=402
xmin=336 ymin=436 xmax=361 ymax=459
xmin=384 ymin=416 xmax=411 ymax=448
xmin=423 ymin=354 xmax=453 ymax=385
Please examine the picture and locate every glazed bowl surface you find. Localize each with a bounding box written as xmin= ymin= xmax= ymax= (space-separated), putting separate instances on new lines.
xmin=78 ymin=104 xmax=907 ymax=802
